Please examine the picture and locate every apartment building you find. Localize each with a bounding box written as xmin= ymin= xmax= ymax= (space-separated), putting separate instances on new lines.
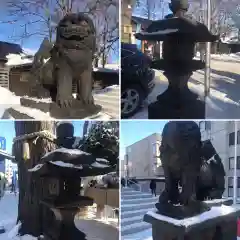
xmin=120 ymin=159 xmax=126 ymax=178
xmin=0 ymin=159 xmax=4 ymax=174
xmin=199 ymin=121 xmax=240 ymax=198
xmin=124 ymin=133 xmax=163 ymax=178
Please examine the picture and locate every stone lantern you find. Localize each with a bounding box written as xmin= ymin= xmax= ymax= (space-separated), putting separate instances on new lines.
xmin=28 ymin=122 xmax=114 ymax=240
xmin=135 ymin=0 xmax=219 ymax=119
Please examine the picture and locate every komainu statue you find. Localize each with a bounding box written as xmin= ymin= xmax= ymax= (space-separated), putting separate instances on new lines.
xmin=157 ymin=121 xmax=211 ymax=218
xmin=197 ymin=139 xmax=225 ymax=201
xmin=30 ymin=13 xmax=101 ymax=117
xmin=159 ymin=121 xmax=203 ymax=206
xmin=157 ymin=121 xmax=226 ymax=219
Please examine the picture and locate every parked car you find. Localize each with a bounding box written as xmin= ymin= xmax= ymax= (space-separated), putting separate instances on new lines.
xmin=121 ymin=43 xmax=155 ymax=118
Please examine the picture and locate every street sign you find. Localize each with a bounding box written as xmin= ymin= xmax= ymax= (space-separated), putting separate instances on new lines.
xmin=0 ymin=137 xmax=6 ymax=151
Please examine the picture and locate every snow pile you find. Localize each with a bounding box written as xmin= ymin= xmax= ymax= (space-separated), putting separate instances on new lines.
xmin=99 ymin=64 xmax=119 ymax=70
xmin=49 ymin=161 xmax=83 ymax=169
xmin=221 ymin=31 xmax=239 ymax=44
xmin=0 ymin=84 xmax=118 ymax=119
xmin=211 ymin=52 xmax=240 ymax=62
xmin=28 ymin=148 xmax=110 ymax=172
xmin=6 ymin=54 xmax=33 ymax=67
xmin=93 ymin=85 xmax=119 ymax=94
xmin=0 ymin=87 xmax=20 ymax=118
xmin=195 ymin=52 xmax=240 ymax=61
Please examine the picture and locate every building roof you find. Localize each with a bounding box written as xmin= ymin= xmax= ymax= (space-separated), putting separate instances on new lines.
xmin=131 ymin=16 xmax=153 ymax=27
xmin=0 ymin=150 xmax=15 ymax=161
xmin=0 ymin=41 xmax=22 ymax=60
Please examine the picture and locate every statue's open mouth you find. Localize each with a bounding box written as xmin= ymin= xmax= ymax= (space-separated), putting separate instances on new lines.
xmin=59 ymin=26 xmax=89 ymax=39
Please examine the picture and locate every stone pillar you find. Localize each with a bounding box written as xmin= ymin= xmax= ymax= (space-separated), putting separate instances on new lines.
xmin=96 ymin=204 xmax=105 ymax=218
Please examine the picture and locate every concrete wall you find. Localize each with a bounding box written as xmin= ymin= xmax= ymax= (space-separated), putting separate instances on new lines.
xmin=125 ymin=133 xmax=163 ymax=178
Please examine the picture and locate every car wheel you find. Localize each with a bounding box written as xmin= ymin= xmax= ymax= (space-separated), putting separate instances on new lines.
xmin=121 ymin=85 xmax=144 ymax=118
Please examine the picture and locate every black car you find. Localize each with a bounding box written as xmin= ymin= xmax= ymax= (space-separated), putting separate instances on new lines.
xmin=121 ymin=43 xmax=155 ymax=118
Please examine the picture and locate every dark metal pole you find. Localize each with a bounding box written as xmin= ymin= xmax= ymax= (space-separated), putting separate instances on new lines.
xmin=204 ymin=0 xmax=211 ymax=97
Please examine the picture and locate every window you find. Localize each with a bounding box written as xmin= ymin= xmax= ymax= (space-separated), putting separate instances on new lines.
xmin=199 ymin=121 xmax=211 ymax=131
xmin=199 ymin=121 xmax=205 ymax=130
xmin=228 ymin=177 xmax=240 ymax=197
xmin=205 ymin=121 xmax=211 ymax=130
xmin=152 ymin=143 xmax=159 ymax=157
xmin=238 ymin=130 xmax=240 ymax=144
xmin=156 ymin=141 xmax=161 ymax=157
xmin=20 ymin=72 xmax=29 ymax=82
xmin=152 ymin=141 xmax=162 ymax=167
xmin=229 ymin=157 xmax=240 ymax=169
xmin=229 ymin=131 xmax=240 ymax=146
xmin=228 ymin=177 xmax=233 ymax=197
xmin=229 ymin=132 xmax=235 ymax=146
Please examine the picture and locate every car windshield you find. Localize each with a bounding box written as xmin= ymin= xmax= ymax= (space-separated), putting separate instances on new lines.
xmin=121 ymin=42 xmax=151 ymax=67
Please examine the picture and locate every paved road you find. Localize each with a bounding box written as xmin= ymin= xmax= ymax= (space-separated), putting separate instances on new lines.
xmin=132 ymin=59 xmax=240 ymax=119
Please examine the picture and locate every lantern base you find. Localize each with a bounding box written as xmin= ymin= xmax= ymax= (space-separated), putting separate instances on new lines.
xmin=148 ymin=86 xmax=205 ymax=119
xmin=41 ymin=197 xmax=93 ymax=240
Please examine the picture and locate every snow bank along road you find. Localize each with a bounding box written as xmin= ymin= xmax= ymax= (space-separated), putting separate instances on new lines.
xmin=0 ymin=85 xmax=119 ymax=120
xmin=132 ymin=57 xmax=240 ymax=119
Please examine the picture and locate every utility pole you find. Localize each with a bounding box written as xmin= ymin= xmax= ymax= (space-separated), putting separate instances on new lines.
xmin=204 ymin=0 xmax=211 ymax=97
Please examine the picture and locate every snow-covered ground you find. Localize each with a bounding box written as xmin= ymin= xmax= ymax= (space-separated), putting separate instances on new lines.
xmin=0 ymin=85 xmax=119 ymax=119
xmin=195 ymin=52 xmax=240 ymax=63
xmin=132 ymin=54 xmax=240 ymax=119
xmin=0 ymin=191 xmax=118 ymax=240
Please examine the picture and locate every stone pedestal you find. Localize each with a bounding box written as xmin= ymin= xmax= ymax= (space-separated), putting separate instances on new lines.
xmin=19 ymin=97 xmax=102 ymax=119
xmin=41 ymin=196 xmax=93 ymax=240
xmin=148 ymin=71 xmax=205 ymax=119
xmin=50 ymin=100 xmax=102 ymax=119
xmin=144 ymin=204 xmax=240 ymax=240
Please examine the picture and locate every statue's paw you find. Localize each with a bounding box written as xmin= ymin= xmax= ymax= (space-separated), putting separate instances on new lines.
xmin=56 ymin=97 xmax=73 ymax=108
xmin=76 ymin=95 xmax=94 ymax=105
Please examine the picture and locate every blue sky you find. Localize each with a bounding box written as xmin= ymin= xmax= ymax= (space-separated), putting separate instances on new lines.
xmin=0 ymin=120 xmax=87 ymax=154
xmin=120 ymin=120 xmax=168 ymax=159
xmin=0 ymin=6 xmax=119 ymax=63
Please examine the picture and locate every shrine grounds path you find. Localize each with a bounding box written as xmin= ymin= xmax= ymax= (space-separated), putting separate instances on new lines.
xmin=0 ymin=192 xmax=119 ymax=240
xmin=132 ymin=58 xmax=240 ymax=119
